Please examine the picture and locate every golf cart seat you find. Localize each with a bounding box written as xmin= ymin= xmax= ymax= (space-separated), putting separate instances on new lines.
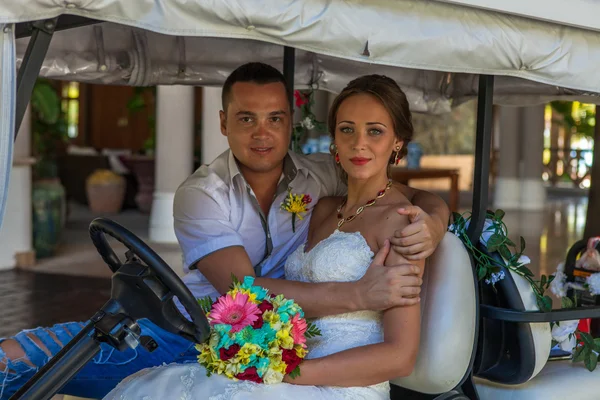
xmin=473 ymin=255 xmax=600 ymax=399
xmin=391 ymin=232 xmax=478 ymax=398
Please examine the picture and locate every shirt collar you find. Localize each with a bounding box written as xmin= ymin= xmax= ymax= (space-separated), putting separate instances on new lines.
xmin=227 ymin=149 xmax=309 ymax=188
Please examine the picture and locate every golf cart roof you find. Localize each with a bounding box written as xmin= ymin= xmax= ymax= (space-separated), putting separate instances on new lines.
xmin=3 ymin=0 xmax=600 ymax=113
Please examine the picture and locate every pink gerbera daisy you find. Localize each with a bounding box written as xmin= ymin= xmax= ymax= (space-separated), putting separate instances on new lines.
xmin=290 ymin=314 xmax=308 ymax=347
xmin=210 ymin=293 xmax=260 ymax=332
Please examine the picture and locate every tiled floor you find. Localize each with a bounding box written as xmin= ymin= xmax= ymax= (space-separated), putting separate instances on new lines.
xmin=0 ymin=269 xmax=110 ymax=337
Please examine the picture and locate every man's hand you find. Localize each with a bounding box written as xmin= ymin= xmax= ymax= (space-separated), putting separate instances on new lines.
xmin=390 ymin=206 xmax=444 ymax=260
xmin=355 ymin=240 xmax=422 ymax=311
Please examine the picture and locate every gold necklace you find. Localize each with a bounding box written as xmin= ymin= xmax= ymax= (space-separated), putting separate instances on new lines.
xmin=336 ymin=180 xmax=392 ymax=228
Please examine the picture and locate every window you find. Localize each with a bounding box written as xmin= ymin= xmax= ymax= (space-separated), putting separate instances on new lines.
xmin=61 ymin=82 xmax=80 ymax=139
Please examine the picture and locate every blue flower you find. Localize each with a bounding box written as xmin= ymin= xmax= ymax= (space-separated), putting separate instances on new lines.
xmin=276 ymin=299 xmax=304 ymax=319
xmin=213 ymin=324 xmax=235 ymax=350
xmin=256 ymin=357 xmax=271 ymax=377
xmin=241 ymin=276 xmax=269 ymax=302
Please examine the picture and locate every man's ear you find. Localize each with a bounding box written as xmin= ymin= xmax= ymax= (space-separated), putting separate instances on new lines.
xmin=219 ymin=110 xmax=227 ymax=137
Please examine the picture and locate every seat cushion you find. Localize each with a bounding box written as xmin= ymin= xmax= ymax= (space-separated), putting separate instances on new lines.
xmin=391 ymin=233 xmax=477 ymax=394
xmin=475 ymin=359 xmax=600 ymax=400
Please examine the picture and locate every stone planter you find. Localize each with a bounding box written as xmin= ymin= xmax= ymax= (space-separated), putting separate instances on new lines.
xmin=85 ymin=170 xmax=126 ymax=214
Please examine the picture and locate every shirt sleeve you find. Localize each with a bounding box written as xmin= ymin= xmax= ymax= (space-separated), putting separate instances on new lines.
xmin=173 ymin=185 xmax=244 ymax=270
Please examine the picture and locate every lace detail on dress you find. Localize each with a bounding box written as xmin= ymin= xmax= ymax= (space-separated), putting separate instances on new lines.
xmin=285 ymin=230 xmax=374 ymax=283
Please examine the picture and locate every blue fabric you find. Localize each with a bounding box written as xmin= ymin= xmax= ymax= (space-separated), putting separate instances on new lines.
xmin=0 ymin=318 xmax=199 ymax=399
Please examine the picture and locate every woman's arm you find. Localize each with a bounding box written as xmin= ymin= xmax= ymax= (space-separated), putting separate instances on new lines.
xmin=284 ymin=210 xmax=426 ymax=387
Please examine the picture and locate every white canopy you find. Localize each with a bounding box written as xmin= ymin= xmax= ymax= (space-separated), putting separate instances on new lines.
xmin=2 ymin=0 xmax=600 ymax=112
xmin=1 ymin=0 xmax=600 ymax=227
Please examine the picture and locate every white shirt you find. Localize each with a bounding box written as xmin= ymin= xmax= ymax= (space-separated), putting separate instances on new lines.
xmin=173 ymin=149 xmax=346 ymax=302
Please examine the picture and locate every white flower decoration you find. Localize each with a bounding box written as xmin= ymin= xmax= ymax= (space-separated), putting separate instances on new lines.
xmin=301 ymin=117 xmax=315 ymax=130
xmin=586 ymin=272 xmax=600 ymax=295
xmin=551 ymin=319 xmax=579 ymax=351
xmin=550 ymin=262 xmax=568 ymax=298
xmin=517 ymin=255 xmax=531 ymax=266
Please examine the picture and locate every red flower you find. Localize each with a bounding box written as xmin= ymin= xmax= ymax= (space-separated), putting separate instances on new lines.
xmin=219 ymin=344 xmax=241 ymax=361
xmin=236 ymin=367 xmax=263 ymax=383
xmin=251 ymin=316 xmax=264 ymax=329
xmin=258 ymin=300 xmax=274 ymax=314
xmin=302 ymin=194 xmax=312 ymax=204
xmin=281 ymin=348 xmax=302 ymax=374
xmin=294 ymin=90 xmax=308 ymax=108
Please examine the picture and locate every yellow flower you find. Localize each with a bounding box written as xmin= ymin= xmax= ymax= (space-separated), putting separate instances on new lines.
xmin=263 ymin=310 xmax=282 ymax=331
xmin=276 ymin=326 xmax=294 ymax=349
xmin=267 ymin=341 xmax=283 ymax=358
xmin=196 ymin=343 xmax=217 ymax=365
xmin=236 ymin=343 xmax=260 ymax=365
xmin=295 ymin=345 xmax=308 ymax=358
xmin=280 ymin=190 xmax=312 ymax=232
xmin=263 ymin=367 xmax=285 ymax=384
xmin=282 ymin=193 xmax=308 ymax=218
xmin=235 ymin=288 xmax=259 ymax=304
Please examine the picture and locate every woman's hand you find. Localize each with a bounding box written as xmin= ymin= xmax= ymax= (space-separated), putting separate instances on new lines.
xmin=389 ymin=206 xmax=444 ymax=260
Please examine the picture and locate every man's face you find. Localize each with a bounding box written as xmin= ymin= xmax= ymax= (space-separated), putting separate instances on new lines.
xmin=220 ymin=82 xmax=291 ymax=175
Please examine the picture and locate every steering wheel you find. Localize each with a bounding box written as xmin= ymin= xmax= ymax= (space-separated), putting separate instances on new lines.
xmin=88 ymin=217 xmax=210 ymax=344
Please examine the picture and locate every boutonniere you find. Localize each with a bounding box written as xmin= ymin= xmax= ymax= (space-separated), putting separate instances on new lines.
xmin=280 ymin=189 xmax=312 ymax=233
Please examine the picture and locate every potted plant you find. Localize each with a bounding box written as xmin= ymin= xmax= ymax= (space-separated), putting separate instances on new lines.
xmin=30 ymin=79 xmax=68 ymax=258
xmin=85 ymin=169 xmax=126 ymax=213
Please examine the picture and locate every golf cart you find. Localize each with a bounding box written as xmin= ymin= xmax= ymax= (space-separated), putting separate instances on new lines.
xmin=3 ymin=1 xmax=600 ymax=399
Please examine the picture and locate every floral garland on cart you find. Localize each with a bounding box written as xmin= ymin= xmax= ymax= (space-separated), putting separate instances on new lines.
xmin=450 ymin=209 xmax=600 ymax=371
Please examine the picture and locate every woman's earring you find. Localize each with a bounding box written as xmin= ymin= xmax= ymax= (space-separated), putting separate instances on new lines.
xmin=394 ymin=147 xmax=401 ymax=165
xmin=335 ymin=151 xmax=340 ymax=164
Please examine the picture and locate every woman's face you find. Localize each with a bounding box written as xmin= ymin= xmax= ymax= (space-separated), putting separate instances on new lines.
xmin=334 ymin=93 xmax=402 ymax=181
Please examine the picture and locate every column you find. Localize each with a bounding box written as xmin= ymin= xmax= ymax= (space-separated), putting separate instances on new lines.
xmin=149 ymin=86 xmax=195 ymax=243
xmin=0 ymin=105 xmax=34 ymax=269
xmin=493 ymin=106 xmax=521 ymax=210
xmin=201 ymin=87 xmax=229 ymax=165
xmin=520 ymin=105 xmax=546 ymax=210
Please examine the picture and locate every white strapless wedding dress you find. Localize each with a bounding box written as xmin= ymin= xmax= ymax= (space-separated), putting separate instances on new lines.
xmin=104 ymin=230 xmax=390 ymax=400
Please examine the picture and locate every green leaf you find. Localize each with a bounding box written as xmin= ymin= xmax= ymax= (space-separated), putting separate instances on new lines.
xmin=541 ymin=275 xmax=547 ymax=287
xmin=197 ymin=296 xmax=214 ymax=315
xmin=495 ymin=209 xmax=505 ymax=220
xmin=547 ymin=275 xmax=555 ymax=284
xmin=573 ymin=345 xmax=586 ymax=363
xmin=487 ymin=234 xmax=503 ymax=252
xmin=561 ymin=296 xmax=575 ymax=309
xmin=288 ymin=366 xmax=301 ymax=379
xmin=305 ymin=323 xmax=322 ymax=338
xmin=31 ymin=82 xmax=60 ymax=125
xmin=583 ymin=332 xmax=596 ymax=346
xmin=594 ymin=338 xmax=600 ymax=351
xmin=585 ymin=352 xmax=599 ymax=372
xmin=517 ymin=266 xmax=534 ymax=277
xmin=228 ymin=273 xmax=242 ymax=290
xmin=477 ymin=266 xmax=488 ymax=281
xmin=498 ymin=245 xmax=512 ymax=261
xmin=536 ymin=296 xmax=552 ymax=312
xmin=505 ymin=237 xmax=516 ymax=247
xmin=520 ymin=236 xmax=526 ymax=252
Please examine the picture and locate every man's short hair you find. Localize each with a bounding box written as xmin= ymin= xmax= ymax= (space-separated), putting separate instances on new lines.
xmin=221 ymin=62 xmax=289 ymax=111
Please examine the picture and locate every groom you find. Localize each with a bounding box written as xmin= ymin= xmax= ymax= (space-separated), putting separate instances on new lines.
xmin=0 ymin=63 xmax=449 ymax=399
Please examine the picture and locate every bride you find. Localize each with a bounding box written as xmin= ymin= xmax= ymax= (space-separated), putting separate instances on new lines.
xmin=104 ymin=74 xmax=426 ymax=400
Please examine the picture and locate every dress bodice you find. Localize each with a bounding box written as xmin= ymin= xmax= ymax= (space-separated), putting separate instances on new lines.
xmin=284 ymin=230 xmax=389 ymax=394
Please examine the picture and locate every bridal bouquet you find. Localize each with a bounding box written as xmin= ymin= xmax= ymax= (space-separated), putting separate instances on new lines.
xmin=195 ymin=276 xmax=321 ymax=384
